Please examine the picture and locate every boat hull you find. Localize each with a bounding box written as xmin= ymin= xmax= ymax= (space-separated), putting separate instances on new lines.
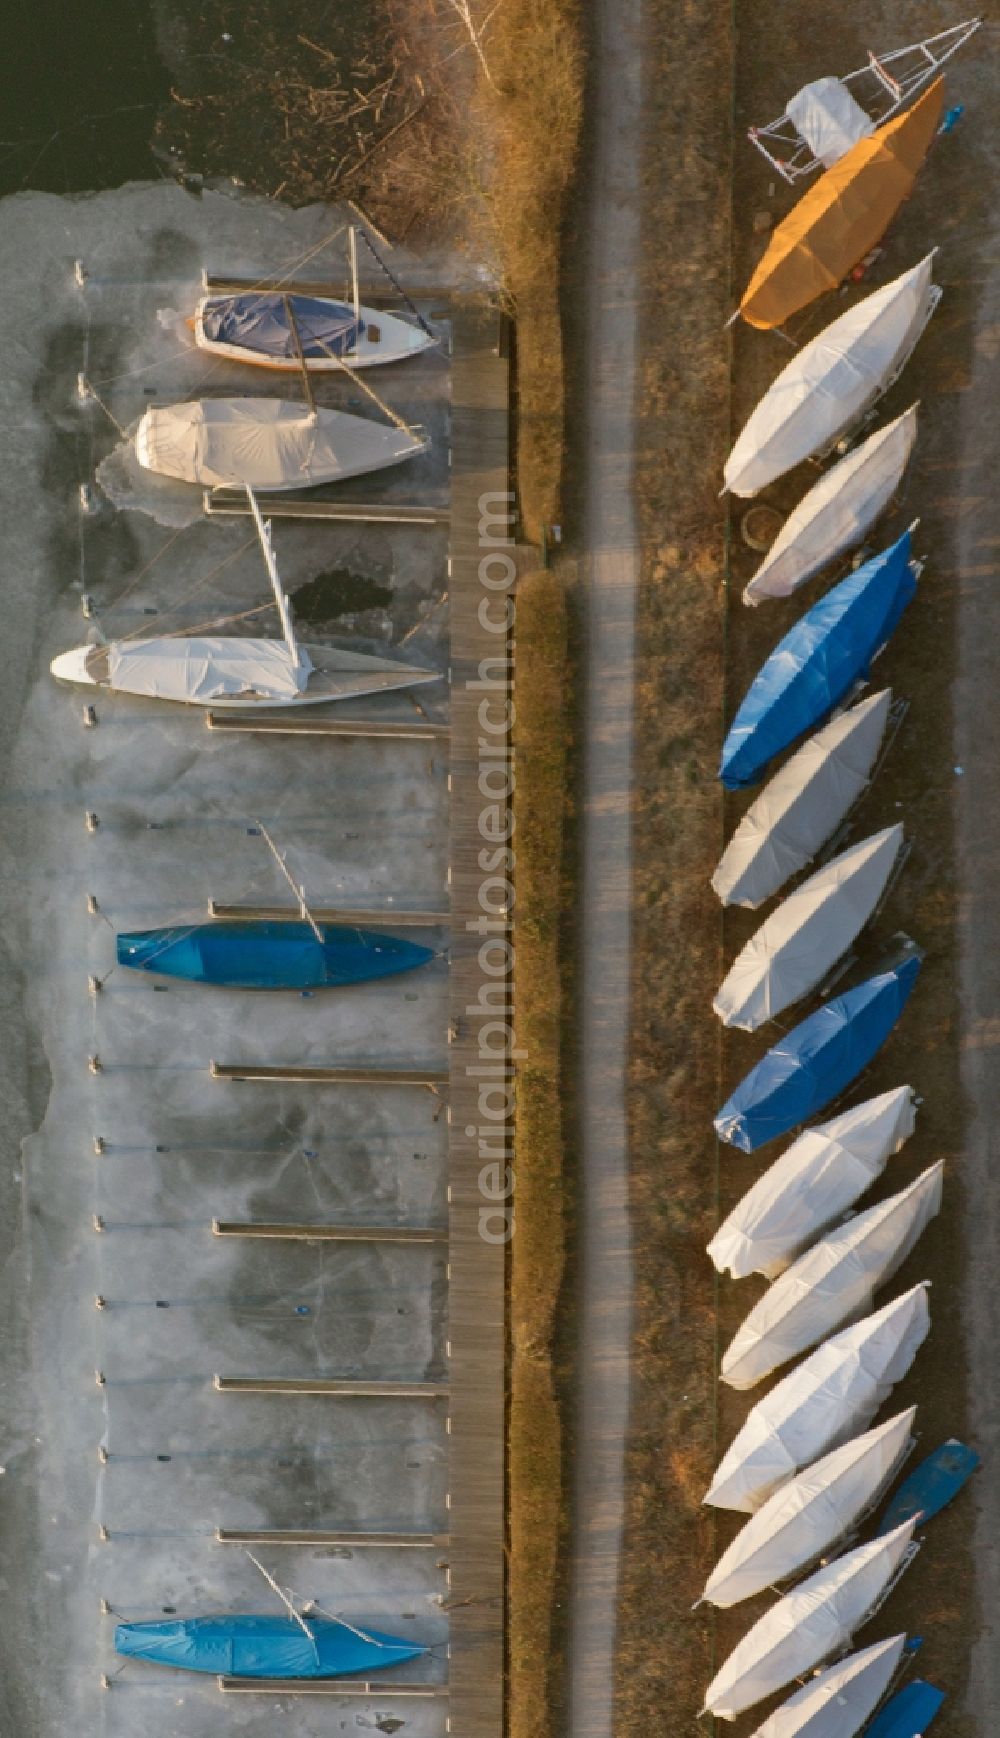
xmin=116 ymin=921 xmax=435 ymax=989
xmin=194 ymin=294 xmax=435 ymax=371
xmin=876 ymin=1438 xmax=980 ymax=1534
xmin=115 ymin=1614 xmax=424 ymax=1678
xmin=51 ymin=641 xmax=440 ymax=707
xmin=134 ymin=397 xmax=428 ymax=492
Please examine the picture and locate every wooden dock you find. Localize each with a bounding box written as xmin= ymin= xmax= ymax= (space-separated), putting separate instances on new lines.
xmin=215 ymin=1527 xmax=448 ymax=1548
xmin=204 ymin=491 xmax=449 ymax=524
xmin=207 ymin=899 xmax=446 ymax=926
xmin=205 ymin=713 xmax=448 ymax=740
xmin=214 ymin=1375 xmax=448 ymax=1398
xmin=218 ymin=1675 xmax=448 ymax=1697
xmin=211 ymin=1219 xmax=446 ymax=1243
xmin=209 ymin=1061 xmax=447 ymax=1086
xmin=444 ymin=306 xmax=509 ymax=1736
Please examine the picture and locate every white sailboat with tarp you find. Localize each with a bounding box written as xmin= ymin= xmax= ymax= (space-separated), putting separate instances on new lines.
xmin=713 ymin=825 xmax=905 ymax=1032
xmin=194 ymin=229 xmax=436 ymax=372
xmin=745 ymin=1634 xmax=907 ymax=1738
xmin=712 ymin=691 xmax=894 ymax=910
xmin=708 ymin=1086 xmax=918 ymax=1281
xmin=743 ymin=407 xmax=918 ymax=606
xmin=51 ymin=487 xmax=438 ymax=709
xmin=723 ymin=256 xmax=939 ymax=498
xmin=134 ymin=395 xmax=427 ymax=491
xmin=705 ymin=1284 xmax=930 ymax=1514
xmin=749 ymin=21 xmax=982 ymax=183
xmin=699 ymin=1408 xmax=916 ymax=1608
xmin=701 ymin=1520 xmax=919 ymax=1721
xmin=721 ymin=1162 xmax=943 ymax=1391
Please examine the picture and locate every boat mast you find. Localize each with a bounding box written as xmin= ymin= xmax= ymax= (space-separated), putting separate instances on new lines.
xmin=282 ymin=292 xmax=318 ymax=418
xmin=254 ymin=819 xmax=324 ymax=944
xmin=244 ymin=1548 xmax=320 ymax=1659
xmin=349 ymin=225 xmax=360 ymax=330
xmin=244 ymin=484 xmax=304 ymax=669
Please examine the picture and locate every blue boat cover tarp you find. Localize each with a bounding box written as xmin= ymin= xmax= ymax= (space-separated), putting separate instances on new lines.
xmin=202 ymin=294 xmax=363 ymax=360
xmin=116 ymin=921 xmax=433 ymax=990
xmin=115 ymin=1614 xmax=425 ymax=1678
xmin=864 ymin=1679 xmax=945 ymax=1738
xmin=877 ymin=1439 xmax=981 ymax=1535
xmin=714 ymin=954 xmax=921 ymax=1152
xmin=720 ymin=530 xmax=917 ymax=790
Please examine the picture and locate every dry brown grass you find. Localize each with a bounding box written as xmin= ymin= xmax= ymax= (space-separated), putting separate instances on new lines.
xmin=610 ymin=0 xmax=733 ymax=1728
xmin=509 ymin=565 xmax=571 ymax=1738
xmin=488 ymin=0 xmax=584 ymax=539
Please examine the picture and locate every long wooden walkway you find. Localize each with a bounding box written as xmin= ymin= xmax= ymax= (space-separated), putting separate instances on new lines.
xmin=446 ymin=305 xmax=509 ymax=1736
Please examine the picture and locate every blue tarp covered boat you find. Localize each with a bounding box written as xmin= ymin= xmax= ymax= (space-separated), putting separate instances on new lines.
xmin=116 ymin=921 xmax=434 ymax=989
xmin=194 ymin=291 xmax=433 ymax=370
xmin=864 ymin=1679 xmax=945 ymax=1737
xmin=115 ymin=1613 xmax=425 ymax=1678
xmin=720 ymin=530 xmax=917 ymax=790
xmin=714 ymin=953 xmax=921 ymax=1152
xmin=877 ymin=1439 xmax=981 ymax=1535
xmin=202 ymin=294 xmax=363 ymax=360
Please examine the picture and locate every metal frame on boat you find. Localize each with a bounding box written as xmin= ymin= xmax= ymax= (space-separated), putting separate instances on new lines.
xmin=749 ymin=20 xmax=982 ymax=183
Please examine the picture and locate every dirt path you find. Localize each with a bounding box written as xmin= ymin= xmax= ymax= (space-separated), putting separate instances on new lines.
xmin=565 ymin=0 xmax=642 ymax=1731
xmin=953 ymin=22 xmax=1000 ymax=1729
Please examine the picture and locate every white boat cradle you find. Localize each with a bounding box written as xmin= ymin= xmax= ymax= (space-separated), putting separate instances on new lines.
xmin=708 ymin=1086 xmax=918 ymax=1281
xmin=50 ymin=487 xmax=438 ymax=710
xmin=743 ymin=407 xmax=919 ymax=606
xmin=701 ymin=1519 xmax=919 ymax=1721
xmin=749 ymin=20 xmax=983 ymax=183
xmin=700 ymin=1408 xmax=916 ymax=1609
xmin=711 ymin=691 xmax=893 ymax=911
xmin=134 ymin=396 xmax=428 ymax=491
xmin=713 ymin=824 xmax=904 ymax=1032
xmin=745 ymin=1633 xmax=907 ymax=1738
xmin=705 ymin=1283 xmax=930 ymax=1513
xmin=723 ymin=254 xmax=940 ymax=498
xmin=721 ymin=1163 xmax=944 ymax=1391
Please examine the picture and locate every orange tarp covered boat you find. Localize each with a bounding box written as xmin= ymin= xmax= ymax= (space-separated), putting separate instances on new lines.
xmin=740 ymin=77 xmax=944 ymax=330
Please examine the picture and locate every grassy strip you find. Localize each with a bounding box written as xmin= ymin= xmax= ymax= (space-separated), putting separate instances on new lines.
xmin=612 ymin=0 xmax=733 ymax=1727
xmin=509 ymin=566 xmax=571 ymax=1738
xmin=489 ymin=0 xmax=584 ymax=539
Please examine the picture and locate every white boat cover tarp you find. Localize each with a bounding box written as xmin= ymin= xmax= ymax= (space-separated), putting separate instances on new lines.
xmin=106 ymin=637 xmax=313 ymax=703
xmin=721 ymin=1163 xmax=943 ymax=1390
xmin=713 ymin=825 xmax=904 ymax=1031
xmin=785 ymin=78 xmax=876 ymax=168
xmin=702 ymin=1520 xmax=917 ymax=1721
xmin=743 ymin=407 xmax=918 ymax=605
xmin=708 ymin=1086 xmax=918 ymax=1279
xmin=706 ymin=1283 xmax=930 ymax=1512
xmin=747 ymin=1634 xmax=906 ymax=1738
xmin=135 ymin=398 xmax=423 ymax=490
xmin=712 ymin=691 xmax=892 ymax=910
xmin=702 ymin=1408 xmax=915 ymax=1607
xmin=724 ymin=255 xmax=937 ymax=497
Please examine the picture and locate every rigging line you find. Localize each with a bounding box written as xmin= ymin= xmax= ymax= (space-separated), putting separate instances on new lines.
xmin=305 ymin=1599 xmax=412 ymax=1652
xmin=86 ymin=222 xmax=350 ymax=390
xmin=117 ymin=535 xmax=258 ymax=644
xmin=355 ymin=227 xmax=437 ymax=341
xmin=305 ymin=326 xmax=417 ymax=435
xmin=88 ymin=341 xmax=231 ymax=392
xmin=245 ymin=1551 xmax=319 ymax=1654
xmin=102 ymin=522 xmax=190 ymax=615
xmin=155 ymin=601 xmax=277 ymax=640
xmin=82 ymin=382 xmax=129 ymax=440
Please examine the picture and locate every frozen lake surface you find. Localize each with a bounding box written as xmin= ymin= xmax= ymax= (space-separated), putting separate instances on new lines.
xmin=0 ymin=181 xmax=459 ymax=1735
